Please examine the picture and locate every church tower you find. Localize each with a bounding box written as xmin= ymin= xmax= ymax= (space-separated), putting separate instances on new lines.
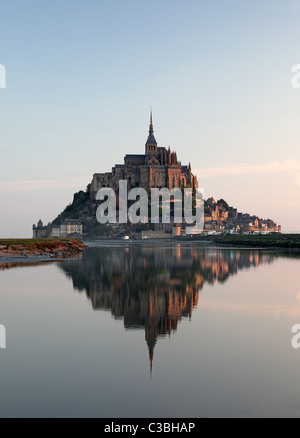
xmin=145 ymin=108 xmax=157 ymax=155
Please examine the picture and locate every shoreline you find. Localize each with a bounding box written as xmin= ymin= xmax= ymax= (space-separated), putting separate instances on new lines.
xmin=0 ymin=238 xmax=87 ymax=263
xmin=1 ymin=235 xmax=300 ymax=265
xmin=85 ymin=233 xmax=300 ymax=249
xmin=85 ymin=238 xmax=300 ymax=253
xmin=175 ymin=233 xmax=300 ymax=250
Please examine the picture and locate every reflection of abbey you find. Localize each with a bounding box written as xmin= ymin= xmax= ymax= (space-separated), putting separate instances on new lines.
xmin=59 ymin=244 xmax=271 ymax=374
xmin=90 ymin=111 xmax=198 ymax=199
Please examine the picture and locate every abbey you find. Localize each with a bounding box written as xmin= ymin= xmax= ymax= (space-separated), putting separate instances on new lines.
xmin=90 ymin=111 xmax=198 ymax=199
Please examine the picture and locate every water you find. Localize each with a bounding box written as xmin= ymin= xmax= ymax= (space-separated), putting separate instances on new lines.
xmin=1 ymin=241 xmax=300 ymax=418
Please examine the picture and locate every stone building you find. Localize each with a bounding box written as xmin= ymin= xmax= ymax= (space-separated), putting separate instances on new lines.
xmin=50 ymin=225 xmax=61 ymax=238
xmin=90 ymin=111 xmax=198 ymax=199
xmin=203 ymin=198 xmax=281 ymax=234
xmin=32 ymin=220 xmax=48 ymax=238
xmin=33 ymin=219 xmax=83 ymax=238
xmin=60 ymin=219 xmax=83 ymax=237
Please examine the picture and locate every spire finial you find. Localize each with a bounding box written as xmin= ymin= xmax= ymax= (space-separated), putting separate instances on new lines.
xmin=149 ymin=107 xmax=154 ymax=135
xmin=145 ymin=107 xmax=157 ymax=152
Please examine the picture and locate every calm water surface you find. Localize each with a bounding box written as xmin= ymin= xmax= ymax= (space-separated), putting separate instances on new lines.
xmin=1 ymin=241 xmax=300 ymax=418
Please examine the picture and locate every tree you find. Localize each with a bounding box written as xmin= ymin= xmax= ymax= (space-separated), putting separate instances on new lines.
xmin=217 ymin=199 xmax=229 ymax=210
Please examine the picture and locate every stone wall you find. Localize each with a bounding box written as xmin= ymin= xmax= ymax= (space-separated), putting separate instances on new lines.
xmin=141 ymin=230 xmax=172 ymax=239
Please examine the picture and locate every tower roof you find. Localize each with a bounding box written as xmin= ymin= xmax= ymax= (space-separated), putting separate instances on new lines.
xmin=147 ymin=339 xmax=156 ymax=378
xmin=146 ymin=108 xmax=157 ymax=145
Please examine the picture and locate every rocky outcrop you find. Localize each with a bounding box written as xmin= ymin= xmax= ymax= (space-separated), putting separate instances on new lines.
xmin=0 ymin=239 xmax=87 ymax=260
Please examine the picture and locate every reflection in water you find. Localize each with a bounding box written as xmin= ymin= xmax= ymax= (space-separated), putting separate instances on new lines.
xmin=0 ymin=254 xmax=84 ymax=271
xmin=58 ymin=243 xmax=276 ymax=374
xmin=0 ymin=260 xmax=56 ymax=271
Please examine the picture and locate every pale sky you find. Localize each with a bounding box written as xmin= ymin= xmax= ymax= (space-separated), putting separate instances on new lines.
xmin=0 ymin=0 xmax=300 ymax=236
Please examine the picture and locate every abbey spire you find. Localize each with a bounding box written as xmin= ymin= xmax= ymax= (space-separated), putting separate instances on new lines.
xmin=91 ymin=109 xmax=198 ymax=198
xmin=145 ymin=108 xmax=157 ymax=154
xmin=150 ymin=107 xmax=154 ymax=135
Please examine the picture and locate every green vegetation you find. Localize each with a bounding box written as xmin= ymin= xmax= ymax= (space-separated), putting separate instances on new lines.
xmin=217 ymin=234 xmax=300 ymax=249
xmin=217 ymin=199 xmax=229 ymax=209
xmin=52 ymin=190 xmax=90 ymax=225
xmin=184 ymin=233 xmax=300 ymax=249
xmin=86 ymin=218 xmax=113 ymax=237
xmin=0 ymin=238 xmax=78 ymax=247
xmin=0 ymin=239 xmax=86 ymax=255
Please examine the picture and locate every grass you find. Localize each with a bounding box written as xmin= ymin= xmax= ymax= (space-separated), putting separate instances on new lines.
xmin=0 ymin=238 xmax=85 ymax=249
xmin=185 ymin=233 xmax=300 ymax=249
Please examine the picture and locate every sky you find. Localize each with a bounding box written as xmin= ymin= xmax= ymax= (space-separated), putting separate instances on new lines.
xmin=0 ymin=0 xmax=300 ymax=236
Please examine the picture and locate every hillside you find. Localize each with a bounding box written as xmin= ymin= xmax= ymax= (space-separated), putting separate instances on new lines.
xmin=49 ymin=186 xmax=281 ymax=239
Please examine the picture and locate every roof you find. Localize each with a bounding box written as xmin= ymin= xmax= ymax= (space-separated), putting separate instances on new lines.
xmin=61 ymin=219 xmax=82 ymax=225
xmin=146 ymin=134 xmax=157 ymax=145
xmin=125 ymin=154 xmax=145 ymax=159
